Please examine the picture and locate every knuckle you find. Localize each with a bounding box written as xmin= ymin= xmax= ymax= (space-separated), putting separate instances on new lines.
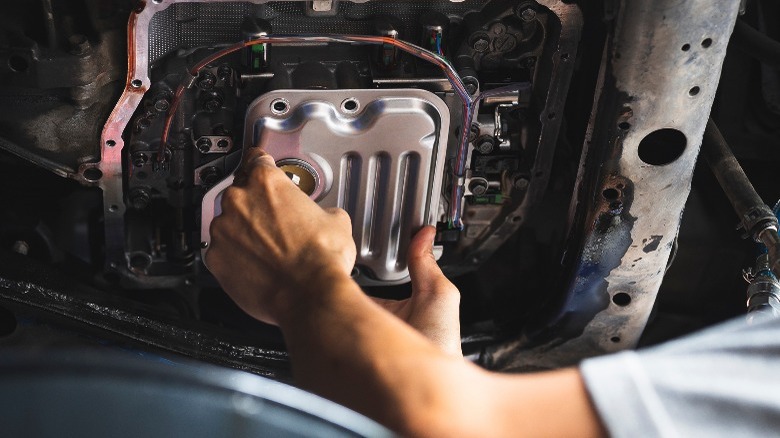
xmin=221 ymin=187 xmax=244 ymax=207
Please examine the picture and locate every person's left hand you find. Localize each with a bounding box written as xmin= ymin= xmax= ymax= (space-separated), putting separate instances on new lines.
xmin=371 ymin=227 xmax=462 ymax=357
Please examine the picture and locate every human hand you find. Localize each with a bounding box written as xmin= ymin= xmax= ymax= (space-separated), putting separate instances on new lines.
xmin=372 ymin=227 xmax=462 ymax=356
xmin=205 ymin=148 xmax=356 ymax=325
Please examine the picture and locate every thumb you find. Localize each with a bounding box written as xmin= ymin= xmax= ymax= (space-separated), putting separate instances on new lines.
xmin=408 ymin=226 xmax=450 ymax=294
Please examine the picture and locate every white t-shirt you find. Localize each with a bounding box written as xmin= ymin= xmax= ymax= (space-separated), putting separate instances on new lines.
xmin=581 ymin=315 xmax=780 ymax=437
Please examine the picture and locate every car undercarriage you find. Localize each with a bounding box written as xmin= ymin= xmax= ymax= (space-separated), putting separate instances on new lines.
xmin=0 ymin=0 xmax=778 ymax=378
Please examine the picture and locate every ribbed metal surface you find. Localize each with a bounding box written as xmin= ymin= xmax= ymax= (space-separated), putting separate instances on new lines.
xmin=202 ymin=89 xmax=449 ymax=284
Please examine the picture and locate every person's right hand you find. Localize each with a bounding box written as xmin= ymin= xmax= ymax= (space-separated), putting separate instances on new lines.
xmin=372 ymin=227 xmax=462 ymax=356
xmin=205 ymin=148 xmax=357 ymax=326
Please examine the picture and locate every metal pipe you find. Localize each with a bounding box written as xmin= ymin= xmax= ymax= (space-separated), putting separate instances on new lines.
xmin=701 ymin=118 xmax=780 ymax=278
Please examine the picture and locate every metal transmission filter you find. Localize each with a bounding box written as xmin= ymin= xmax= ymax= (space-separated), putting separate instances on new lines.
xmin=202 ymin=89 xmax=450 ymax=284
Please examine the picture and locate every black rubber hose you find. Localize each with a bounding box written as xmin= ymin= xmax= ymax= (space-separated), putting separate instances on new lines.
xmin=731 ymin=19 xmax=780 ymax=69
xmin=702 ymin=119 xmax=780 ymax=278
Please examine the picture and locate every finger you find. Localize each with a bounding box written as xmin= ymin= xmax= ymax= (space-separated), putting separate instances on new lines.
xmin=408 ymin=226 xmax=454 ymax=295
xmin=235 ymin=148 xmax=275 ymax=186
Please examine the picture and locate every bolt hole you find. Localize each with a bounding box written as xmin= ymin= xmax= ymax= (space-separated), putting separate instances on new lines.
xmin=271 ymin=99 xmax=289 ymax=115
xmin=681 ymin=43 xmax=691 ymax=51
xmin=547 ymin=112 xmax=556 ymax=120
xmin=610 ymin=336 xmax=621 ymax=343
xmin=341 ymin=98 xmax=359 ymax=113
xmin=637 ymin=128 xmax=687 ymax=166
xmin=689 ymin=86 xmax=700 ymax=96
xmin=602 ymin=188 xmax=620 ymax=200
xmin=701 ymin=38 xmax=713 ymax=48
xmin=129 ymin=252 xmax=152 ymax=269
xmin=612 ymin=292 xmax=632 ymax=307
xmin=131 ymin=79 xmax=143 ymax=88
xmin=83 ymin=168 xmax=103 ymax=182
xmin=0 ymin=305 xmax=17 ymax=337
xmin=106 ymin=139 xmax=116 ymax=147
xmin=8 ymin=55 xmax=29 ymax=73
xmin=561 ymin=52 xmax=569 ymax=61
xmin=108 ymin=205 xmax=119 ymax=213
xmin=618 ymin=122 xmax=631 ymax=130
xmin=512 ymin=216 xmax=522 ymax=223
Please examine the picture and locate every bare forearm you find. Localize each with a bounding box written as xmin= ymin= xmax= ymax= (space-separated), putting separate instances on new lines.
xmin=277 ymin=276 xmax=604 ymax=437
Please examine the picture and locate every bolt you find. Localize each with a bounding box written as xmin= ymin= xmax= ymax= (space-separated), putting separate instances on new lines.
xmin=476 ymin=137 xmax=494 ymax=154
xmin=68 ymin=34 xmax=91 ymax=56
xmin=12 ymin=240 xmax=29 ymax=256
xmin=217 ymin=65 xmax=232 ymax=81
xmin=128 ymin=187 xmax=151 ymax=210
xmin=154 ymin=98 xmax=170 ymax=112
xmin=198 ymin=72 xmax=216 ymax=90
xmin=131 ymin=152 xmax=149 ymax=167
xmin=217 ymin=139 xmax=230 ymax=149
xmin=491 ymin=23 xmax=507 ymax=35
xmin=203 ymin=91 xmax=224 ymax=112
xmin=200 ymin=166 xmax=222 ymax=186
xmin=472 ymin=37 xmax=490 ymax=52
xmin=520 ymin=7 xmax=537 ymax=22
xmin=514 ymin=177 xmax=529 ymax=190
xmin=469 ymin=179 xmax=489 ymax=196
xmin=197 ymin=138 xmax=212 ymax=154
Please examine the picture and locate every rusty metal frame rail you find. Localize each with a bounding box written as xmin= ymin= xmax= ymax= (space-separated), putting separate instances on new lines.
xmin=485 ymin=0 xmax=741 ymax=370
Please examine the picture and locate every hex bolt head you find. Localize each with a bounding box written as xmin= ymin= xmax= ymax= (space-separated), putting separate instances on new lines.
xmin=154 ymin=98 xmax=170 ymax=112
xmin=520 ymin=7 xmax=537 ymax=22
xmin=476 ymin=137 xmax=495 ymax=154
xmin=514 ymin=177 xmax=529 ymax=190
xmin=472 ymin=37 xmax=490 ymax=53
xmin=469 ymin=179 xmax=489 ymax=196
xmin=198 ymin=72 xmax=216 ymax=90
xmin=197 ymin=138 xmax=212 ymax=154
xmin=131 ymin=152 xmax=149 ymax=167
xmin=128 ymin=188 xmax=151 ymax=210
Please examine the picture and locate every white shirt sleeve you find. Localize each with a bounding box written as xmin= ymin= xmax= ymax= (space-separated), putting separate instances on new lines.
xmin=580 ymin=315 xmax=780 ymax=438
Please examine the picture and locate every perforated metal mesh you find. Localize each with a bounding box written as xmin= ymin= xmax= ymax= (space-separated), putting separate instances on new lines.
xmin=148 ymin=0 xmax=489 ymax=64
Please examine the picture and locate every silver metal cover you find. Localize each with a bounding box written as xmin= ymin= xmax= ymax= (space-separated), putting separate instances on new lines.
xmin=201 ymin=89 xmax=449 ymax=284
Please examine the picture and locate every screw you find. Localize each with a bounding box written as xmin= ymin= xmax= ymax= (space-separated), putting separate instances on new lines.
xmin=128 ymin=187 xmax=151 ymax=210
xmin=197 ymin=138 xmax=212 ymax=154
xmin=476 ymin=137 xmax=494 ymax=154
xmin=131 ymin=152 xmax=149 ymax=167
xmin=520 ymin=7 xmax=537 ymax=22
xmin=198 ymin=72 xmax=216 ymax=90
xmin=217 ymin=139 xmax=230 ymax=149
xmin=472 ymin=37 xmax=490 ymax=52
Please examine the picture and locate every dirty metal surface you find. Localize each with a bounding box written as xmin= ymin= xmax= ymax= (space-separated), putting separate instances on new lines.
xmin=485 ymin=0 xmax=741 ymax=370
